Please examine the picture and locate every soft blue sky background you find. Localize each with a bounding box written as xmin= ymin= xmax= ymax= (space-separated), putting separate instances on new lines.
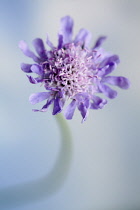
xmin=0 ymin=0 xmax=140 ymax=209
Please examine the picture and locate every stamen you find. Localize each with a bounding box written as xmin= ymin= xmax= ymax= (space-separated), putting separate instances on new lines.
xmin=42 ymin=43 xmax=96 ymax=98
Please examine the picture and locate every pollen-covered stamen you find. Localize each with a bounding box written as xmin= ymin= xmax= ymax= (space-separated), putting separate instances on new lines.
xmin=42 ymin=43 xmax=96 ymax=97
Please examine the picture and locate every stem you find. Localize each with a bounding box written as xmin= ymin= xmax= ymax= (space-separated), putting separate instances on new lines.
xmin=0 ymin=113 xmax=72 ymax=208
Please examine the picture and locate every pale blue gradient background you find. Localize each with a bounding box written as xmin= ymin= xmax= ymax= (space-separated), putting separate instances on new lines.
xmin=0 ymin=0 xmax=140 ymax=209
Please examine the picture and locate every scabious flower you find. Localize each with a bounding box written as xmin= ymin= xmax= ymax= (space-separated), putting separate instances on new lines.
xmin=19 ymin=16 xmax=130 ymax=122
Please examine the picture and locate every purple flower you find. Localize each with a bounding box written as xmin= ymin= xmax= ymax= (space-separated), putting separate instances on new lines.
xmin=19 ymin=16 xmax=130 ymax=122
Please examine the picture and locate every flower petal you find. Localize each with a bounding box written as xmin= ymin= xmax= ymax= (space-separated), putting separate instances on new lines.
xmin=32 ymin=38 xmax=47 ymax=58
xmin=33 ymin=98 xmax=54 ymax=112
xmin=78 ymin=102 xmax=89 ymax=122
xmin=64 ymin=99 xmax=77 ymax=120
xmin=26 ymin=75 xmax=38 ymax=84
xmin=59 ymin=16 xmax=73 ymax=44
xmin=31 ymin=64 xmax=43 ymax=75
xmin=74 ymin=29 xmax=92 ymax=47
xmin=52 ymin=97 xmax=62 ymax=115
xmin=19 ymin=40 xmax=40 ymax=63
xmin=29 ymin=92 xmax=51 ymax=105
xmin=90 ymin=95 xmax=107 ymax=109
xmin=21 ymin=63 xmax=32 ymax=73
xmin=99 ymin=83 xmax=118 ymax=99
xmin=74 ymin=92 xmax=89 ymax=102
xmin=75 ymin=93 xmax=90 ymax=122
xmin=41 ymin=99 xmax=54 ymax=111
xmin=100 ymin=55 xmax=120 ymax=68
xmin=46 ymin=35 xmax=54 ymax=48
xmin=93 ymin=36 xmax=107 ymax=49
xmin=103 ymin=76 xmax=130 ymax=89
xmin=103 ymin=63 xmax=116 ymax=76
xmin=58 ymin=34 xmax=63 ymax=49
xmin=97 ymin=63 xmax=117 ymax=78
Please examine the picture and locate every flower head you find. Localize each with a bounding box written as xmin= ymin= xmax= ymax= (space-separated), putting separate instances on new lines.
xmin=19 ymin=16 xmax=130 ymax=122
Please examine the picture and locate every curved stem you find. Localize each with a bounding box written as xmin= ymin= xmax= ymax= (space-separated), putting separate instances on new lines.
xmin=0 ymin=114 xmax=72 ymax=208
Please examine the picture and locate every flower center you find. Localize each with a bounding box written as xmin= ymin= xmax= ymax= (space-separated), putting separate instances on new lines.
xmin=42 ymin=43 xmax=95 ymax=98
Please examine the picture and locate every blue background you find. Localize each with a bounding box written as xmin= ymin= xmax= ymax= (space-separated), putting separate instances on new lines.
xmin=0 ymin=0 xmax=140 ymax=209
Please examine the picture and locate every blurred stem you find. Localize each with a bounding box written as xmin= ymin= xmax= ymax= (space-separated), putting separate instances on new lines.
xmin=0 ymin=113 xmax=73 ymax=208
xmin=55 ymin=113 xmax=72 ymax=145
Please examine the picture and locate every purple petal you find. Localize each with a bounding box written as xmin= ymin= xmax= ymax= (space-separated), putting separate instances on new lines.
xmin=29 ymin=92 xmax=51 ymax=105
xmin=32 ymin=109 xmax=40 ymax=112
xmin=41 ymin=99 xmax=54 ymax=111
xmin=102 ymin=63 xmax=116 ymax=76
xmin=21 ymin=63 xmax=32 ymax=73
xmin=26 ymin=75 xmax=38 ymax=84
xmin=52 ymin=97 xmax=62 ymax=115
xmin=99 ymin=83 xmax=118 ymax=99
xmin=103 ymin=76 xmax=130 ymax=89
xmin=35 ymin=77 xmax=43 ymax=83
xmin=19 ymin=40 xmax=40 ymax=63
xmin=74 ymin=29 xmax=92 ymax=47
xmin=32 ymin=38 xmax=47 ymax=58
xmin=46 ymin=35 xmax=54 ymax=48
xmin=84 ymin=97 xmax=90 ymax=109
xmin=90 ymin=95 xmax=107 ymax=109
xmin=93 ymin=36 xmax=107 ymax=49
xmin=74 ymin=92 xmax=89 ymax=102
xmin=78 ymin=102 xmax=89 ymax=122
xmin=33 ymin=98 xmax=54 ymax=112
xmin=59 ymin=16 xmax=73 ymax=44
xmin=52 ymin=91 xmax=65 ymax=115
xmin=58 ymin=34 xmax=63 ymax=49
xmin=31 ymin=64 xmax=43 ymax=75
xmin=64 ymin=99 xmax=77 ymax=120
xmin=97 ymin=63 xmax=116 ymax=78
xmin=100 ymin=55 xmax=120 ymax=68
xmin=75 ymin=93 xmax=90 ymax=122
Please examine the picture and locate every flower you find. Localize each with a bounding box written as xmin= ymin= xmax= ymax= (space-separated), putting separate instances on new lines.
xmin=19 ymin=16 xmax=130 ymax=122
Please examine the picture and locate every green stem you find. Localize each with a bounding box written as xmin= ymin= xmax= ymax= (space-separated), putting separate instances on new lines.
xmin=0 ymin=114 xmax=72 ymax=208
